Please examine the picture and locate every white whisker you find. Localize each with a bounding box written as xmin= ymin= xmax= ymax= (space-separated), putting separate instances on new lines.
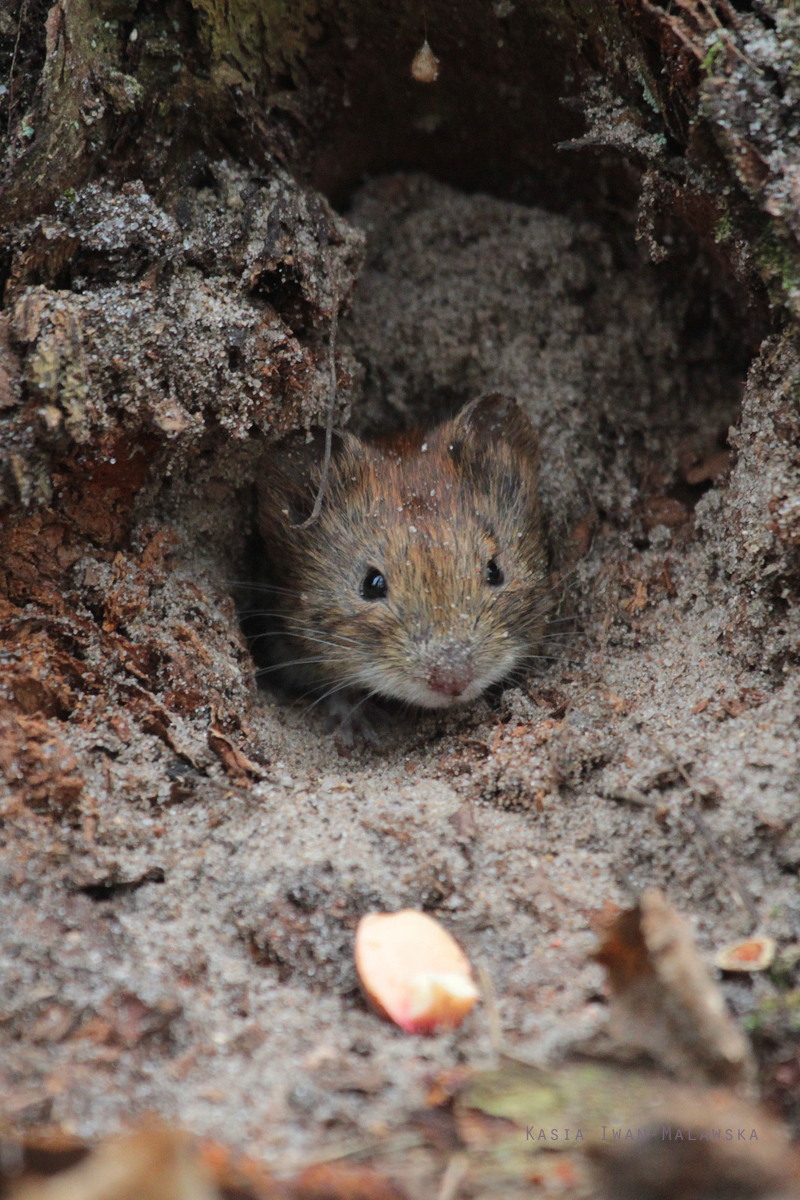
xmin=247 ymin=628 xmax=359 ymax=653
xmin=243 ymin=614 xmax=362 ymax=647
xmin=255 ymin=656 xmax=350 ymax=678
xmin=300 ymin=676 xmax=367 ymax=717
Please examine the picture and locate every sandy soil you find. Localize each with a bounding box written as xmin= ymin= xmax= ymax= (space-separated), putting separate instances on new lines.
xmin=2 ymin=169 xmax=799 ymax=1195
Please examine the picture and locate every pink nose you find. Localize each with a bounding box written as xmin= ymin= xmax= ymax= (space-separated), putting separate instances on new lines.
xmin=428 ymin=667 xmax=472 ymax=697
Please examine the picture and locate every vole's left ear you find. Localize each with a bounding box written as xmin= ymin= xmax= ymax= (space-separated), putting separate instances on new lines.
xmin=445 ymin=393 xmax=539 ymax=466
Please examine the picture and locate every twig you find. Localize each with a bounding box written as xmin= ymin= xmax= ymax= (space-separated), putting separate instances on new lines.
xmin=642 ymin=0 xmax=705 ymax=57
xmin=477 ymin=963 xmax=503 ymax=1055
xmin=714 ymin=0 xmax=740 ymax=28
xmin=720 ymin=31 xmax=764 ymax=77
xmin=696 ymin=0 xmax=724 ymax=29
xmin=646 ymin=732 xmax=761 ymax=932
xmin=283 ymin=1131 xmax=425 ymax=1171
xmin=605 ymin=785 xmax=662 ymax=809
xmin=475 ymin=963 xmax=556 ymax=1072
xmin=294 ymin=301 xmax=339 ymax=529
xmin=642 ymin=0 xmax=763 ymax=75
xmin=436 ymin=1152 xmax=470 ymax=1200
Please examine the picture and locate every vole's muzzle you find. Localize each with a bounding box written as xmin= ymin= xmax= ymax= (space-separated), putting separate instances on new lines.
xmin=422 ymin=643 xmax=475 ymax=698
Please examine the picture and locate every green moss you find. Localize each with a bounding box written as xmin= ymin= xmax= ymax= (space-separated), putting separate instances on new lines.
xmin=701 ymin=38 xmax=725 ymax=74
xmin=742 ymin=990 xmax=800 ymax=1035
xmin=714 ymin=211 xmax=733 ymax=243
xmin=757 ymin=222 xmax=800 ymax=314
xmin=190 ymin=0 xmax=320 ymax=83
xmin=768 ymin=944 xmax=800 ymax=990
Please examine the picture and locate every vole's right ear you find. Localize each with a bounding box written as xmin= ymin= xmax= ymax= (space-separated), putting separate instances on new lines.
xmin=446 ymin=393 xmax=539 ymax=467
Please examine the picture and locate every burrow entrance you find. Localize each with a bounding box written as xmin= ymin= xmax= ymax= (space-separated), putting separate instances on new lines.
xmin=3 ymin=0 xmax=799 ymax=1178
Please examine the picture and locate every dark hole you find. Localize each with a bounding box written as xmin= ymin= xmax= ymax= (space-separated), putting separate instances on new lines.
xmin=252 ymin=268 xmax=309 ymax=334
xmin=78 ymin=867 xmax=165 ymax=902
xmin=8 ymin=1144 xmax=91 ymax=1181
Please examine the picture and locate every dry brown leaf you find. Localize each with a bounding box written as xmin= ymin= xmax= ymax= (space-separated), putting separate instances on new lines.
xmin=207 ymin=724 xmax=265 ymax=783
xmin=0 ymin=707 xmax=84 ymax=813
xmin=587 ymin=1084 xmax=800 ymax=1200
xmin=456 ymin=1058 xmax=800 ymax=1200
xmin=685 ymin=448 xmax=732 ymax=484
xmin=622 ymin=579 xmax=648 ymax=613
xmin=291 ymin=1162 xmax=408 ymax=1200
xmin=593 ymin=889 xmax=755 ymax=1088
xmin=197 ymin=1141 xmax=284 ymax=1198
xmin=0 ymin=1131 xmax=89 ymax=1183
xmin=643 ymin=496 xmax=690 ymax=529
xmin=11 ymin=1127 xmax=219 ymax=1200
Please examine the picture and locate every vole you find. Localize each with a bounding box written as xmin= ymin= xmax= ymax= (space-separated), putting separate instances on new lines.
xmin=253 ymin=393 xmax=549 ymax=740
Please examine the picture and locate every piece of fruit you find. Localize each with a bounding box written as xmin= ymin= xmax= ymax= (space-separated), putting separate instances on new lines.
xmin=715 ymin=935 xmax=776 ymax=972
xmin=355 ymin=910 xmax=479 ymax=1034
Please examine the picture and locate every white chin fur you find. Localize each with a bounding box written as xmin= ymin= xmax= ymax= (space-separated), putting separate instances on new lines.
xmin=354 ymin=660 xmax=517 ymax=710
xmin=402 ymin=679 xmax=487 ymax=709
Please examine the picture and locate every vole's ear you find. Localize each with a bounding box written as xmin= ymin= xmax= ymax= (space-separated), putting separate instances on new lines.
xmin=256 ymin=430 xmax=318 ymax=528
xmin=446 ymin=393 xmax=539 ymax=468
xmin=257 ymin=429 xmax=363 ymax=532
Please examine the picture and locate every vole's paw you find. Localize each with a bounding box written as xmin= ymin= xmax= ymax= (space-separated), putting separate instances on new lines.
xmin=324 ymin=693 xmax=384 ymax=750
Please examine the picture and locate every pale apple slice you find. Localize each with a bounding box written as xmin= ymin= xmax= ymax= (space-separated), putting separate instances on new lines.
xmin=355 ymin=910 xmax=479 ymax=1034
xmin=715 ymin=935 xmax=776 ymax=972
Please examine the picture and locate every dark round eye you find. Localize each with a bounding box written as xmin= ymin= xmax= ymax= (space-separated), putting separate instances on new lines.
xmin=486 ymin=558 xmax=504 ymax=586
xmin=361 ymin=567 xmax=388 ymax=600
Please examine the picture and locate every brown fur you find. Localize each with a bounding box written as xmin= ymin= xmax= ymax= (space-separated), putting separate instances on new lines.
xmin=253 ymin=394 xmax=548 ymax=716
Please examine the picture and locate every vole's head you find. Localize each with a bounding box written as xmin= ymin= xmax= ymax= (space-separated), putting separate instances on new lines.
xmin=258 ymin=394 xmax=549 ymax=709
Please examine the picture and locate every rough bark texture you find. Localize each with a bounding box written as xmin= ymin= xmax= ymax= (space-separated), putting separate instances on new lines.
xmin=2 ymin=0 xmax=800 ymax=1194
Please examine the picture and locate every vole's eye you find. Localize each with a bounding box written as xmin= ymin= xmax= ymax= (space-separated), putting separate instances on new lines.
xmin=361 ymin=567 xmax=388 ymax=600
xmin=486 ymin=558 xmax=504 ymax=586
